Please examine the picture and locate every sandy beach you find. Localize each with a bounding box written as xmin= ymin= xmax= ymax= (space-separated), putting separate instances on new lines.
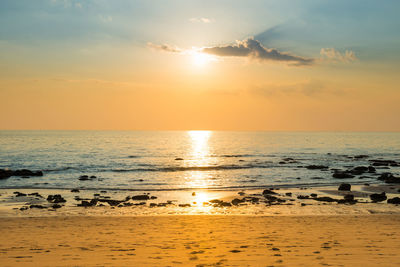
xmin=1 ymin=215 xmax=399 ymax=266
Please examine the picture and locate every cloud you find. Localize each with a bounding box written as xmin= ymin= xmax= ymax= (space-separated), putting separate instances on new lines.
xmin=147 ymin=42 xmax=182 ymax=53
xmin=320 ymin=48 xmax=357 ymax=63
xmin=202 ymin=38 xmax=313 ymax=66
xmin=189 ymin=17 xmax=214 ymax=23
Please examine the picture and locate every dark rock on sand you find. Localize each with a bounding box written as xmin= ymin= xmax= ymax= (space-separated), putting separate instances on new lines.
xmin=349 ymin=166 xmax=369 ymax=175
xmin=387 ymin=197 xmax=400 ymax=204
xmin=179 ymin=204 xmax=191 ymax=207
xmin=306 ymin=165 xmax=329 ymax=170
xmin=30 ymin=204 xmax=45 ymax=209
xmin=231 ymin=198 xmax=245 ymax=206
xmin=71 ymin=189 xmax=80 ymax=193
xmin=285 ymin=192 xmax=292 ymax=196
xmin=370 ymin=192 xmax=387 ymax=202
xmin=313 ymin=196 xmax=338 ymax=203
xmin=262 ymin=189 xmax=278 ymax=195
xmin=52 ymin=204 xmax=62 ymax=209
xmin=338 ymin=183 xmax=351 ymax=191
xmin=15 ymin=192 xmax=27 ymax=197
xmin=354 ymin=155 xmax=369 ymax=159
xmin=297 ymin=195 xmax=309 ymax=199
xmin=175 ymin=158 xmax=184 ymax=160
xmin=47 ymin=194 xmax=66 ymax=203
xmin=310 ymin=193 xmax=318 ymax=198
xmin=131 ymin=195 xmax=150 ymax=200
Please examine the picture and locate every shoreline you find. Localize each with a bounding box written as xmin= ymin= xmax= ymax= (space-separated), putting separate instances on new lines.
xmin=1 ymin=183 xmax=399 ymax=217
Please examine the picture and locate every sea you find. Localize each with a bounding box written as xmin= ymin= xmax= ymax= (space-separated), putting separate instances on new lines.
xmin=0 ymin=131 xmax=399 ymax=191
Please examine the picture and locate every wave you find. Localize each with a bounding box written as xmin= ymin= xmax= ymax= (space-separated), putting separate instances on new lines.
xmin=111 ymin=164 xmax=278 ymax=172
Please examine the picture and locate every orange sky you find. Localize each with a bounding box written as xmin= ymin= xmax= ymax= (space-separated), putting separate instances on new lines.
xmin=1 ymin=1 xmax=399 ymax=131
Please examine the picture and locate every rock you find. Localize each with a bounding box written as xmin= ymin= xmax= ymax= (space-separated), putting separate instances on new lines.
xmin=264 ymin=195 xmax=279 ymax=202
xmin=310 ymin=193 xmax=318 ymax=198
xmin=0 ymin=169 xmax=13 ymax=179
xmin=15 ymin=192 xmax=27 ymax=197
xmin=354 ymin=155 xmax=369 ymax=159
xmin=231 ymin=198 xmax=245 ymax=206
xmin=192 ymin=192 xmax=196 ymax=196
xmin=387 ymin=197 xmax=400 ymax=204
xmin=312 ymin=197 xmax=337 ymax=203
xmin=29 ymin=204 xmax=45 ymax=209
xmin=378 ymin=173 xmax=400 ymax=183
xmin=332 ymin=171 xmax=354 ymax=179
xmin=79 ymin=175 xmax=89 ymax=181
xmin=175 ymin=158 xmax=184 ymax=160
xmin=338 ymin=183 xmax=351 ymax=191
xmin=13 ymin=169 xmax=43 ymax=177
xmin=344 ymin=194 xmax=354 ymax=201
xmin=370 ymin=192 xmax=387 ymax=202
xmin=47 ymin=194 xmax=66 ymax=203
xmin=131 ymin=195 xmax=150 ymax=200
xmin=90 ymin=175 xmax=97 ymax=179
xmin=285 ymin=192 xmax=292 ymax=196
xmin=306 ymin=165 xmax=329 ymax=170
xmin=150 ymin=196 xmax=157 ymax=199
xmin=370 ymin=159 xmax=398 ymax=166
xmin=179 ymin=204 xmax=191 ymax=207
xmin=52 ymin=204 xmax=62 ymax=209
xmin=350 ymin=166 xmax=369 ymax=175
xmin=262 ymin=189 xmax=277 ymax=195
xmin=71 ymin=189 xmax=80 ymax=193
xmin=297 ymin=195 xmax=309 ymax=199
xmin=368 ymin=166 xmax=376 ymax=173
xmin=149 ymin=203 xmax=157 ymax=207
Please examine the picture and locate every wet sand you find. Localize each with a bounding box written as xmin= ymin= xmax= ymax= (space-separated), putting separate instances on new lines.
xmin=1 ymin=215 xmax=399 ymax=266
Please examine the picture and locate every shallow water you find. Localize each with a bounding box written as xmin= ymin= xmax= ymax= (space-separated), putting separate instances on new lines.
xmin=0 ymin=131 xmax=399 ymax=190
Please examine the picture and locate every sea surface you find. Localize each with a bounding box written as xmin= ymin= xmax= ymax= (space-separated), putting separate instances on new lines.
xmin=0 ymin=131 xmax=399 ymax=191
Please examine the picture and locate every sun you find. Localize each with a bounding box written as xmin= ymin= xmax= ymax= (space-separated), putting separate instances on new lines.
xmin=190 ymin=51 xmax=216 ymax=67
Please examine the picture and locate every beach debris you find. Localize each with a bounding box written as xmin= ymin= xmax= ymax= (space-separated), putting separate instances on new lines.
xmin=370 ymin=192 xmax=387 ymax=202
xmin=387 ymin=197 xmax=400 ymax=204
xmin=338 ymin=183 xmax=351 ymax=191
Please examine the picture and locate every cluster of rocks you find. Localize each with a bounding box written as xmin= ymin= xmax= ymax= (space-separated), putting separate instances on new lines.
xmin=0 ymin=169 xmax=43 ymax=179
xmin=378 ymin=173 xmax=400 ymax=184
xmin=76 ymin=194 xmax=156 ymax=208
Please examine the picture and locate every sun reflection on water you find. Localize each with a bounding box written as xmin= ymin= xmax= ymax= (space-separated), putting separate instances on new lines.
xmin=185 ymin=131 xmax=217 ymax=189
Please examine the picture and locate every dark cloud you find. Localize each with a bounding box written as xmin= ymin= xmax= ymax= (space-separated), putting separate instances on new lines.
xmin=202 ymin=38 xmax=313 ymax=66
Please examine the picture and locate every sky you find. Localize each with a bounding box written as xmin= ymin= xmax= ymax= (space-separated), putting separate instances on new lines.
xmin=0 ymin=0 xmax=399 ymax=131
